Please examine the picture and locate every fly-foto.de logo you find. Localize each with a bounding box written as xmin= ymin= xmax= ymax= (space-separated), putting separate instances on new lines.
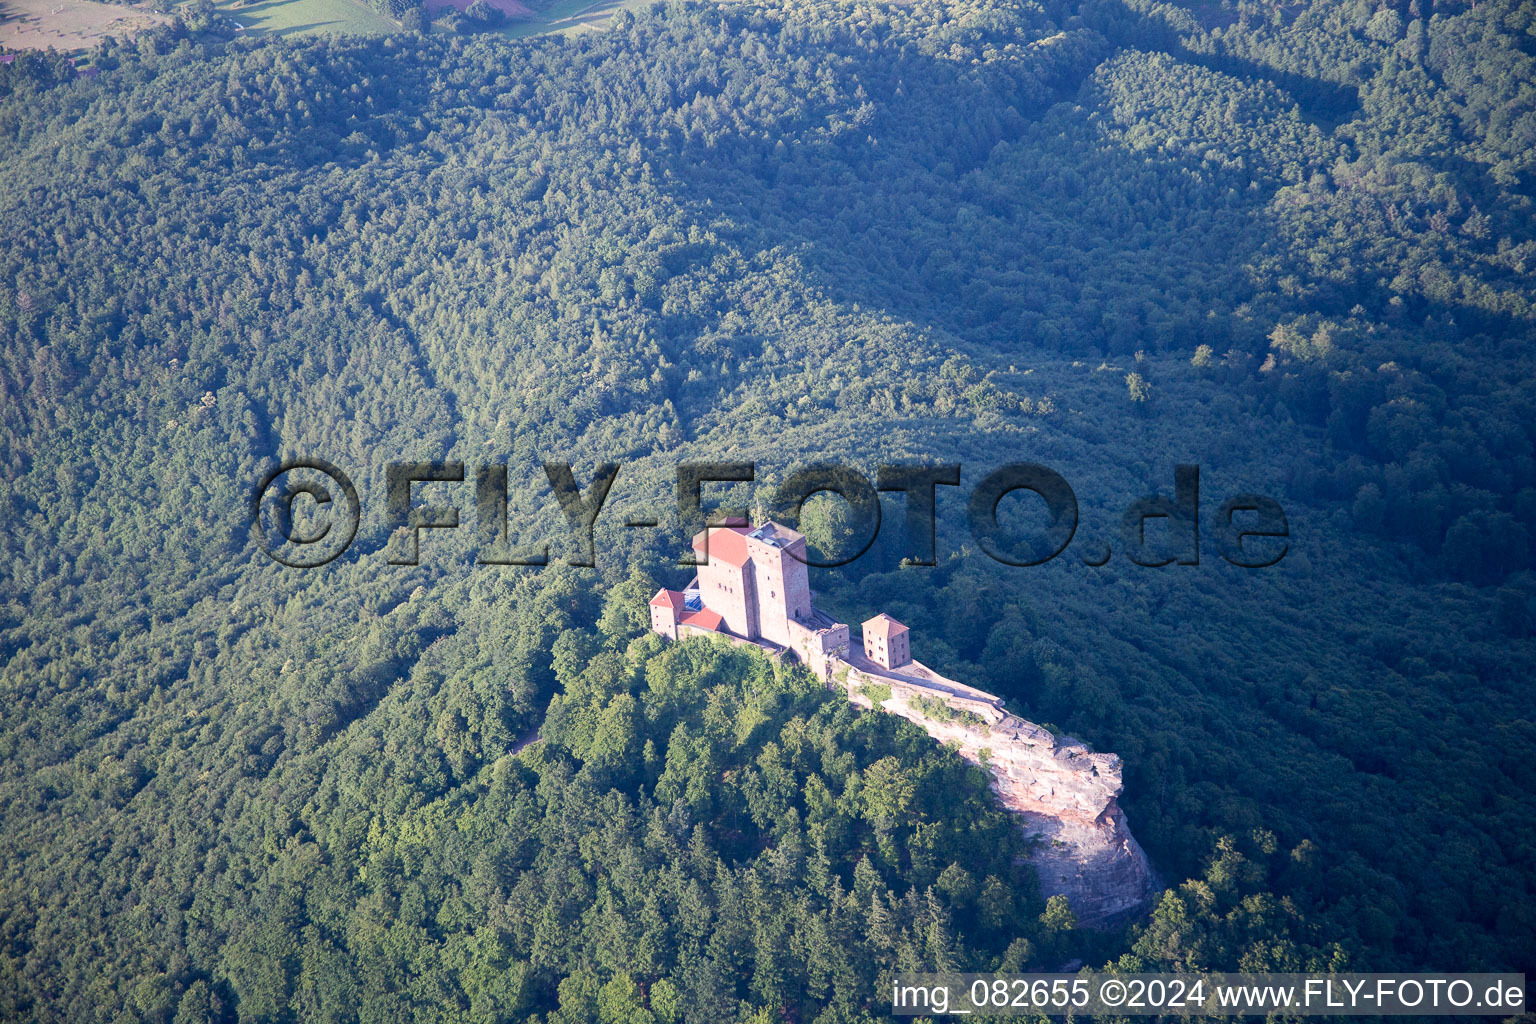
xmin=251 ymin=460 xmax=1289 ymax=571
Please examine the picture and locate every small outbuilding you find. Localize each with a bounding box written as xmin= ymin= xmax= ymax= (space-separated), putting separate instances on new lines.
xmin=862 ymin=613 xmax=911 ymax=670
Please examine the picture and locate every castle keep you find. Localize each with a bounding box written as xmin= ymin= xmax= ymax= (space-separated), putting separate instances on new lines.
xmin=650 ymin=520 xmax=852 ymax=680
xmin=649 ymin=518 xmax=1159 ymax=926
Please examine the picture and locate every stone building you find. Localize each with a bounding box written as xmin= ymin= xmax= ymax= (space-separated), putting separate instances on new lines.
xmin=862 ymin=612 xmax=911 ymax=669
xmin=688 ymin=523 xmax=759 ymax=639
xmin=740 ymin=521 xmax=813 ymax=647
xmin=648 ymin=585 xmax=722 ymax=641
xmin=651 ymin=519 xmax=848 ymax=677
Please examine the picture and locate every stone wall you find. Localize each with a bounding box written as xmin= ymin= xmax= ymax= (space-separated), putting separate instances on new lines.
xmin=836 ymin=659 xmax=1159 ymax=926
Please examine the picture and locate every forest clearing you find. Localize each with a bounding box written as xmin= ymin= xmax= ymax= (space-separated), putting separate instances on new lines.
xmin=0 ymin=0 xmax=170 ymax=52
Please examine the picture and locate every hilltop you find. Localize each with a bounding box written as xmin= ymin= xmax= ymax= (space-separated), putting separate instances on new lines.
xmin=651 ymin=518 xmax=1159 ymax=925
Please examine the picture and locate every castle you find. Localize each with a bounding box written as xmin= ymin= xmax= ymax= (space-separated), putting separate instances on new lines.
xmin=649 ymin=519 xmax=1050 ymax=717
xmin=649 ymin=518 xmax=1160 ymax=926
xmin=650 ymin=519 xmax=935 ymax=683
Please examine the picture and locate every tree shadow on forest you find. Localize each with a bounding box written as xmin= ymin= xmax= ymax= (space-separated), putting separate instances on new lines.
xmin=1085 ymin=0 xmax=1363 ymax=129
xmin=640 ymin=4 xmax=1522 ymax=374
xmin=641 ymin=16 xmax=1284 ymax=366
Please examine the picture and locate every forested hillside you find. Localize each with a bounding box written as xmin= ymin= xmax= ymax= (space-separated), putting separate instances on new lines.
xmin=0 ymin=0 xmax=1534 ymax=1021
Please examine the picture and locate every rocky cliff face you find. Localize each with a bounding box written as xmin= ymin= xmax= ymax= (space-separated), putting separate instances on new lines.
xmin=841 ymin=663 xmax=1159 ymax=927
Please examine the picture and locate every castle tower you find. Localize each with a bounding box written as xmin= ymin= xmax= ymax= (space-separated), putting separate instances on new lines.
xmin=649 ymin=589 xmax=681 ymax=640
xmin=745 ymin=521 xmax=812 ymax=648
xmin=691 ymin=524 xmax=759 ymax=639
xmin=862 ymin=613 xmax=911 ymax=669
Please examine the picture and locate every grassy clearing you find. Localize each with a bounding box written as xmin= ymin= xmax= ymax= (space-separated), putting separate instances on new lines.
xmin=209 ymin=0 xmax=397 ymax=37
xmin=0 ymin=0 xmax=172 ymax=53
xmin=494 ymin=0 xmax=650 ymax=38
xmin=209 ymin=0 xmax=650 ymax=42
xmin=1 ymin=0 xmax=656 ymax=51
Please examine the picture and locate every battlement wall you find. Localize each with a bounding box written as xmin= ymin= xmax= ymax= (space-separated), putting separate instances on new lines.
xmin=827 ymin=652 xmax=1157 ymax=925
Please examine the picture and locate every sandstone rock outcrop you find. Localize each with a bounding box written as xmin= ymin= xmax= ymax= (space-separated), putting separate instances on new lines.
xmin=835 ymin=655 xmax=1160 ymax=926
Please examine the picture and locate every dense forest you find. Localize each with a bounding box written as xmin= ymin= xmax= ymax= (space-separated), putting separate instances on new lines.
xmin=0 ymin=0 xmax=1534 ymax=1020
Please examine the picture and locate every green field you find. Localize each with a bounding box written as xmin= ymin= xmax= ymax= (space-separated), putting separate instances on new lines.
xmin=209 ymin=0 xmax=398 ymax=37
xmin=495 ymin=0 xmax=651 ymax=38
xmin=202 ymin=0 xmax=654 ymax=41
xmin=202 ymin=0 xmax=651 ymax=40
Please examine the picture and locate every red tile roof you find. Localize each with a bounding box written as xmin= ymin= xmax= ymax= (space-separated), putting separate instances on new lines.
xmin=862 ymin=613 xmax=909 ymax=640
xmin=691 ymin=525 xmax=752 ymax=567
xmin=650 ymin=588 xmax=684 ymax=612
xmin=680 ymin=608 xmax=724 ymax=632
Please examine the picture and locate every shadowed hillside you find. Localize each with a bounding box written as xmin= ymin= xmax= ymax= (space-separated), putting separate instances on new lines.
xmin=0 ymin=1 xmax=1533 ymax=1020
